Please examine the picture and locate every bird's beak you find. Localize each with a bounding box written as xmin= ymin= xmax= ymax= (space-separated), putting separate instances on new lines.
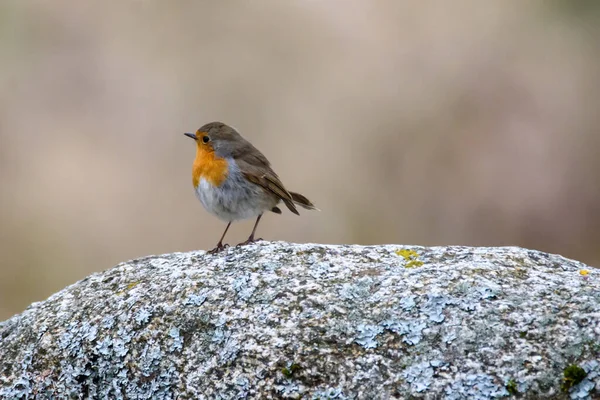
xmin=184 ymin=133 xmax=197 ymax=140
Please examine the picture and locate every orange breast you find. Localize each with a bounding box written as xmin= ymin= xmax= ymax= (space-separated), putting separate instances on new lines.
xmin=192 ymin=145 xmax=229 ymax=188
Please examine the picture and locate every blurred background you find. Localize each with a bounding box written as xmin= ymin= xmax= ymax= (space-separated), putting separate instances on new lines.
xmin=1 ymin=1 xmax=599 ymax=320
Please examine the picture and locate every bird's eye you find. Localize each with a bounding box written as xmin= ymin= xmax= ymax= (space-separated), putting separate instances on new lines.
xmin=202 ymin=136 xmax=210 ymax=143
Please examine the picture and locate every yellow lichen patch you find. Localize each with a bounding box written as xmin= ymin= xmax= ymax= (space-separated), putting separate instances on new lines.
xmin=395 ymin=249 xmax=424 ymax=268
xmin=116 ymin=281 xmax=140 ymax=296
xmin=579 ymin=269 xmax=590 ymax=276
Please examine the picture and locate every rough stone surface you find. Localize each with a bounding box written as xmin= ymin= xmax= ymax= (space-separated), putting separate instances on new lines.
xmin=0 ymin=242 xmax=599 ymax=399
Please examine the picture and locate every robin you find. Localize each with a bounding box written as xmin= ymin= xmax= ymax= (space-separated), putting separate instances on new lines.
xmin=184 ymin=122 xmax=318 ymax=254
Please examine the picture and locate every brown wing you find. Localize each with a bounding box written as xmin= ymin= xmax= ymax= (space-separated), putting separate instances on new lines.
xmin=236 ymin=157 xmax=299 ymax=215
xmin=229 ymin=139 xmax=272 ymax=168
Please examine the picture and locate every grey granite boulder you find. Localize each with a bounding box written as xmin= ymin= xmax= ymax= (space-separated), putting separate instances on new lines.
xmin=1 ymin=242 xmax=599 ymax=399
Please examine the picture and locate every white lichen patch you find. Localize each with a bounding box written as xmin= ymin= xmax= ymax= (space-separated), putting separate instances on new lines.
xmin=0 ymin=242 xmax=598 ymax=399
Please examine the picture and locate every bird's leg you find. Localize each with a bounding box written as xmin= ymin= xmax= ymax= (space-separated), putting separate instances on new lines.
xmin=208 ymin=222 xmax=231 ymax=254
xmin=237 ymin=214 xmax=264 ymax=246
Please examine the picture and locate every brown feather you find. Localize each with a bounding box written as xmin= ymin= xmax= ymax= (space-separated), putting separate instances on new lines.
xmin=263 ymin=174 xmax=293 ymax=201
xmin=289 ymin=191 xmax=319 ymax=210
xmin=243 ymin=173 xmax=299 ymax=214
xmin=281 ymin=198 xmax=300 ymax=215
xmin=233 ymin=143 xmax=315 ymax=216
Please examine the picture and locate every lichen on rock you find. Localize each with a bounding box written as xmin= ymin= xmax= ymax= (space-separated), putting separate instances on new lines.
xmin=0 ymin=242 xmax=599 ymax=399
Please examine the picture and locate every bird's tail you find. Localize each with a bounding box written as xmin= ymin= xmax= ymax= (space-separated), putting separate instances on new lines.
xmin=289 ymin=191 xmax=320 ymax=211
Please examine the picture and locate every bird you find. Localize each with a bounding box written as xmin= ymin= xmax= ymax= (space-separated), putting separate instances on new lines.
xmin=184 ymin=122 xmax=318 ymax=254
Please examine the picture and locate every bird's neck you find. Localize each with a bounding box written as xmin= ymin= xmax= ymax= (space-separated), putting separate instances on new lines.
xmin=192 ymin=146 xmax=229 ymax=188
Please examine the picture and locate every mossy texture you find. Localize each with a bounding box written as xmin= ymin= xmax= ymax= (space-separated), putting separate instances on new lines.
xmin=0 ymin=242 xmax=599 ymax=399
xmin=562 ymin=364 xmax=587 ymax=392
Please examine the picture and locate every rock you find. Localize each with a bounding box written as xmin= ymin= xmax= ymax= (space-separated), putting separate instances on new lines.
xmin=0 ymin=242 xmax=599 ymax=399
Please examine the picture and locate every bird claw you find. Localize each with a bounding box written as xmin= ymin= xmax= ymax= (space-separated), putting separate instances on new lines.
xmin=207 ymin=243 xmax=229 ymax=254
xmin=236 ymin=238 xmax=263 ymax=247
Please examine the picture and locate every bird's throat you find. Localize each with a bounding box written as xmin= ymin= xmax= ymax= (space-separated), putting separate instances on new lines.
xmin=192 ymin=146 xmax=229 ymax=188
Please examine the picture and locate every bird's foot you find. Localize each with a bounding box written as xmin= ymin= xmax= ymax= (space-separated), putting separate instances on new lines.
xmin=207 ymin=243 xmax=229 ymax=254
xmin=236 ymin=237 xmax=263 ymax=247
